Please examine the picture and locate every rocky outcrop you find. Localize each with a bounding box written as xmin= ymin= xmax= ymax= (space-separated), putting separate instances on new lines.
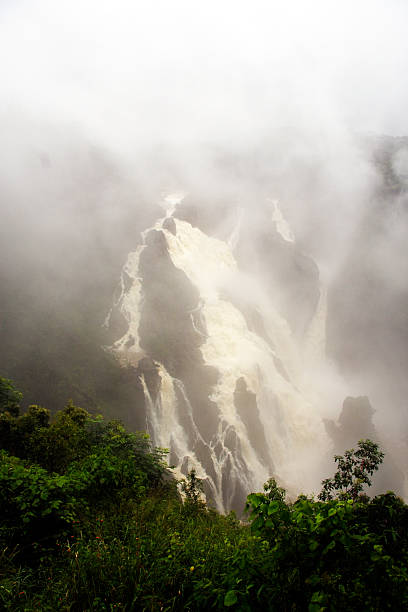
xmin=327 ymin=135 xmax=408 ymax=475
xmin=173 ymin=197 xmax=233 ymax=240
xmin=324 ymin=396 xmax=404 ymax=496
xmin=234 ymin=377 xmax=272 ymax=470
xmin=138 ymin=229 xmax=201 ymax=374
xmin=162 ymin=216 xmax=177 ymax=235
xmin=137 ymin=357 xmax=161 ymax=403
xmin=138 ymin=228 xmax=220 ymax=442
xmin=234 ymin=209 xmax=320 ymax=340
xmin=324 ymin=396 xmax=377 ymax=451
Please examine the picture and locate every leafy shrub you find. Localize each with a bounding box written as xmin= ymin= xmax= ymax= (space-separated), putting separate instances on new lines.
xmin=245 ymin=443 xmax=408 ymax=610
xmin=0 ymin=451 xmax=75 ymax=551
xmin=181 ymin=468 xmax=205 ymax=510
xmin=1 ymin=380 xmax=408 ymax=611
xmin=0 ymin=376 xmax=22 ymax=417
xmin=319 ymin=439 xmax=384 ymax=501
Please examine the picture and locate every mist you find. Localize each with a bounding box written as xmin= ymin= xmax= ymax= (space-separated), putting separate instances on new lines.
xmin=2 ymin=0 xmax=407 ymax=261
xmin=1 ymin=0 xmax=408 ymax=501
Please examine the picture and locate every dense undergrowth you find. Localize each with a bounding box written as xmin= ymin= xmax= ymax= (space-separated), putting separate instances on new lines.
xmin=1 ymin=376 xmax=408 ymax=611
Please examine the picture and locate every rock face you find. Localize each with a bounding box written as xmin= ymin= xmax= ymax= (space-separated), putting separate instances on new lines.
xmin=108 ymin=194 xmax=340 ymax=512
xmin=162 ymin=216 xmax=177 ymax=235
xmin=324 ymin=396 xmax=404 ymax=496
xmin=235 ymin=222 xmax=320 ymax=341
xmin=139 ymin=229 xmax=201 ymax=377
xmin=325 ymin=136 xmax=408 ymax=498
xmin=138 ymin=228 xmax=220 ymax=443
xmin=324 ymin=396 xmax=377 ymax=451
xmin=234 ymin=377 xmax=271 ymax=468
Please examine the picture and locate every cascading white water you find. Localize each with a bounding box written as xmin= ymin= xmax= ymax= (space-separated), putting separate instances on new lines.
xmin=109 ymin=194 xmax=346 ymax=509
xmin=139 ymin=362 xmax=245 ymax=510
xmin=269 ymin=198 xmax=295 ymax=243
xmin=164 ymin=215 xmax=332 ymax=495
xmin=109 ymin=246 xmax=145 ymax=364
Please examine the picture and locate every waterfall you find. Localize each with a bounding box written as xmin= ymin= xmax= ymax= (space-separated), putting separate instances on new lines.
xmin=108 ymin=194 xmax=346 ymax=510
xmin=110 ymin=246 xmax=145 ymax=363
xmin=269 ymin=198 xmax=295 ymax=243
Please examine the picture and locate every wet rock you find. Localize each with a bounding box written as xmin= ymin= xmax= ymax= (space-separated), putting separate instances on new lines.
xmin=124 ymin=335 xmax=135 ymax=349
xmin=138 ymin=229 xmax=221 ymax=441
xmin=273 ymin=356 xmax=290 ymax=383
xmin=235 ymin=217 xmax=320 ymax=339
xmin=180 ymin=456 xmax=190 ymax=476
xmin=136 ymin=357 xmax=161 ymax=402
xmin=234 ymin=376 xmax=272 ymax=469
xmin=221 ymin=453 xmax=249 ymax=514
xmin=174 ymin=197 xmax=233 ymax=239
xmin=324 ymin=396 xmax=376 ymax=450
xmin=224 ymin=426 xmax=240 ymax=453
xmin=162 ymin=216 xmax=177 ymax=235
xmin=105 ymin=305 xmax=129 ymax=345
xmin=122 ymin=270 xmax=133 ymax=293
xmin=194 ymin=438 xmax=218 ymax=485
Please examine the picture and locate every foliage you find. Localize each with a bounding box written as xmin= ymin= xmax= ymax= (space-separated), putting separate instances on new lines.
xmin=245 ymin=478 xmax=290 ymax=535
xmin=1 ymin=379 xmax=408 ymax=610
xmin=0 ymin=376 xmax=22 ymax=417
xmin=181 ymin=468 xmax=205 ymax=508
xmin=0 ymin=451 xmax=75 ymax=550
xmin=246 ymin=486 xmax=408 ymax=609
xmin=319 ymin=439 xmax=385 ymax=501
xmin=0 ymin=394 xmax=171 ymax=559
xmin=244 ymin=443 xmax=407 ymax=610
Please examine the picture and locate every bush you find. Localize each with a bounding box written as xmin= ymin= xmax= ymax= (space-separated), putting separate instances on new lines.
xmin=0 ymin=376 xmax=22 ymax=417
xmin=245 ymin=443 xmax=408 ymax=610
xmin=1 ymin=380 xmax=407 ymax=611
xmin=319 ymin=439 xmax=384 ymax=501
xmin=0 ymin=451 xmax=75 ymax=552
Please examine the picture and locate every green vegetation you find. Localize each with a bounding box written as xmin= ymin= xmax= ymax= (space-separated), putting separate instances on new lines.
xmin=319 ymin=439 xmax=384 ymax=501
xmin=1 ymin=377 xmax=408 ymax=610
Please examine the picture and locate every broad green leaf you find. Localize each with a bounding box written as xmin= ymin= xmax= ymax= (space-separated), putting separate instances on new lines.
xmin=224 ymin=590 xmax=238 ymax=607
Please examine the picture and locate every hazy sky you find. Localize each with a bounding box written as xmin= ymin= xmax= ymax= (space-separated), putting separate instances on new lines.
xmin=1 ymin=0 xmax=408 ymax=160
xmin=1 ymin=0 xmax=407 ymax=275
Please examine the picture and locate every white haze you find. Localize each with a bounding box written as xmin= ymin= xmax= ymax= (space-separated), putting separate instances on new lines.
xmin=1 ymin=0 xmax=407 ymax=266
xmin=1 ymin=0 xmax=408 ymax=495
